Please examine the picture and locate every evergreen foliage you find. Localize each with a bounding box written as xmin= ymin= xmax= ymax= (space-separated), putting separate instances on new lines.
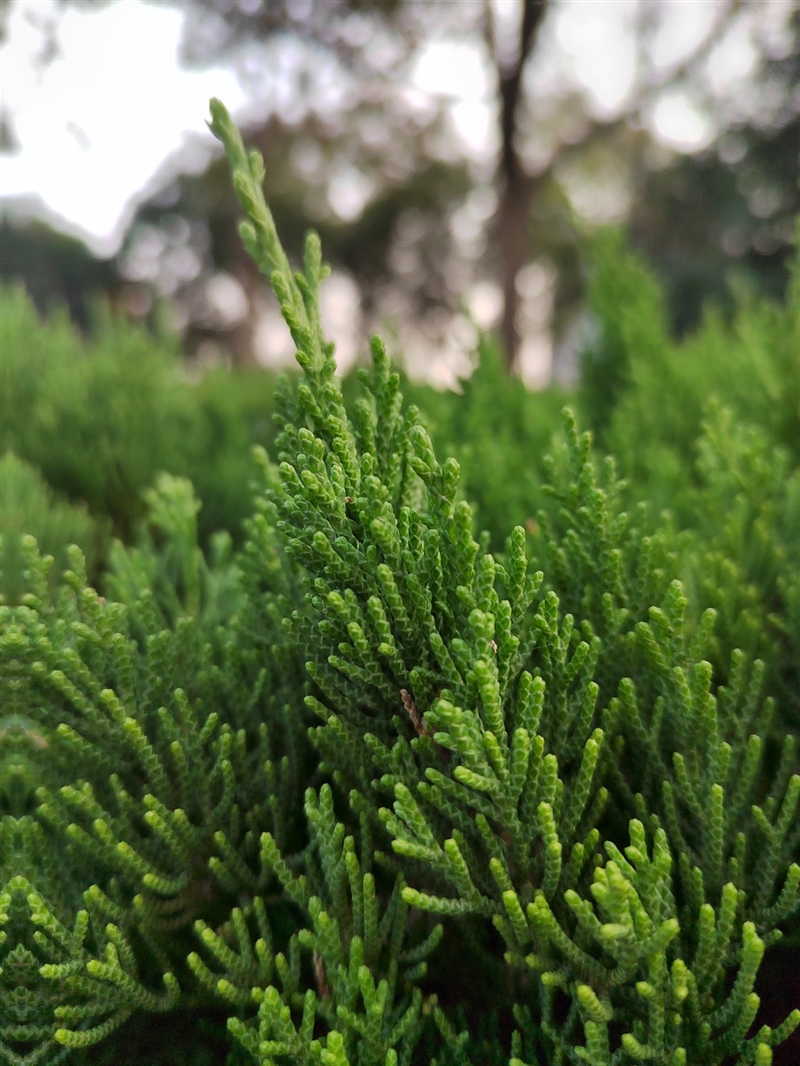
xmin=579 ymin=233 xmax=800 ymax=722
xmin=0 ymin=100 xmax=798 ymax=1065
xmin=399 ymin=346 xmax=566 ymax=551
xmin=0 ymin=288 xmax=281 ymax=547
xmin=0 ymin=453 xmax=101 ymax=605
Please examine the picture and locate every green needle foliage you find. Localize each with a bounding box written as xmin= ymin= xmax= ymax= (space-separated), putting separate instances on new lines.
xmin=190 ymin=785 xmax=441 ymax=1066
xmin=0 ymin=453 xmax=101 ymax=606
xmin=0 ymin=99 xmax=797 ymax=1066
xmin=0 ymin=285 xmax=283 ymax=549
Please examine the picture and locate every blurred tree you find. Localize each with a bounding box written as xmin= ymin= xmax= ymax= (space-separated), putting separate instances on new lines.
xmin=490 ymin=0 xmax=548 ymax=368
xmin=158 ymin=0 xmax=552 ymax=371
xmin=627 ymin=8 xmax=800 ymax=336
xmin=136 ymin=0 xmax=798 ymax=373
xmin=118 ymin=108 xmax=472 ymax=367
xmin=112 ymin=0 xmax=485 ymax=371
xmin=0 ymin=219 xmax=118 ymax=327
xmin=4 ymin=0 xmax=797 ymax=378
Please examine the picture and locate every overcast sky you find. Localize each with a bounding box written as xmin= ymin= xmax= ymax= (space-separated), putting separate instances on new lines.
xmin=0 ymin=0 xmax=787 ymax=256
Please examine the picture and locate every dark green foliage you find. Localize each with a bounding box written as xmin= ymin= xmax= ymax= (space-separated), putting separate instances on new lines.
xmin=0 ymin=100 xmax=798 ymax=1066
xmin=0 ymin=219 xmax=118 ymax=330
xmin=0 ymin=288 xmax=558 ymax=566
xmin=0 ymin=453 xmax=102 ymax=605
xmin=400 ymin=342 xmax=566 ymax=551
xmin=578 ymin=232 xmax=800 ymax=726
xmin=579 ymin=230 xmax=668 ymax=445
xmin=0 ymin=287 xmax=281 ymax=547
xmin=581 ymin=230 xmax=800 ymax=512
xmin=0 ymin=471 xmax=307 ymax=1061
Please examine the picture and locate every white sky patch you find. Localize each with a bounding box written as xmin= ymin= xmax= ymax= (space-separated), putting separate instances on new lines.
xmin=451 ymin=95 xmax=499 ymax=162
xmin=412 ymin=38 xmax=497 ymax=161
xmin=648 ymin=0 xmax=725 ymax=75
xmin=704 ymin=15 xmax=759 ymax=97
xmin=553 ymin=0 xmax=637 ymax=117
xmin=651 ymin=90 xmax=714 ymax=151
xmin=328 ymin=165 xmax=376 ymax=222
xmin=1 ymin=0 xmax=244 ymax=255
xmin=412 ymin=39 xmax=491 ymax=101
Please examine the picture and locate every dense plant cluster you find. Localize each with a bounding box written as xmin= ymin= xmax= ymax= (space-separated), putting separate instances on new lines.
xmin=0 ymin=291 xmax=282 ymax=551
xmin=0 ymin=100 xmax=798 ymax=1066
xmin=0 ymin=286 xmax=567 ymax=576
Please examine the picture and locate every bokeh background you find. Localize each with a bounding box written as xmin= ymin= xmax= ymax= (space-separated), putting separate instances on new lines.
xmin=2 ymin=0 xmax=798 ymax=387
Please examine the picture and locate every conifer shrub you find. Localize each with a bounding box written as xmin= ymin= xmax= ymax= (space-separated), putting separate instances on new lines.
xmin=579 ymin=232 xmax=800 ymax=725
xmin=580 ymin=229 xmax=800 ymax=513
xmin=0 ymin=287 xmax=281 ymax=546
xmin=0 ymin=453 xmax=102 ymax=605
xmin=399 ymin=343 xmax=566 ymax=551
xmin=0 ymin=100 xmax=798 ymax=1065
xmin=0 ymin=284 xmax=565 ymax=566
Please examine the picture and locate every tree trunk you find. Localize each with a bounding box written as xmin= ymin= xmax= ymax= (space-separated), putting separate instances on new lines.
xmin=498 ymin=163 xmax=537 ymax=375
xmin=494 ymin=0 xmax=547 ymax=372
